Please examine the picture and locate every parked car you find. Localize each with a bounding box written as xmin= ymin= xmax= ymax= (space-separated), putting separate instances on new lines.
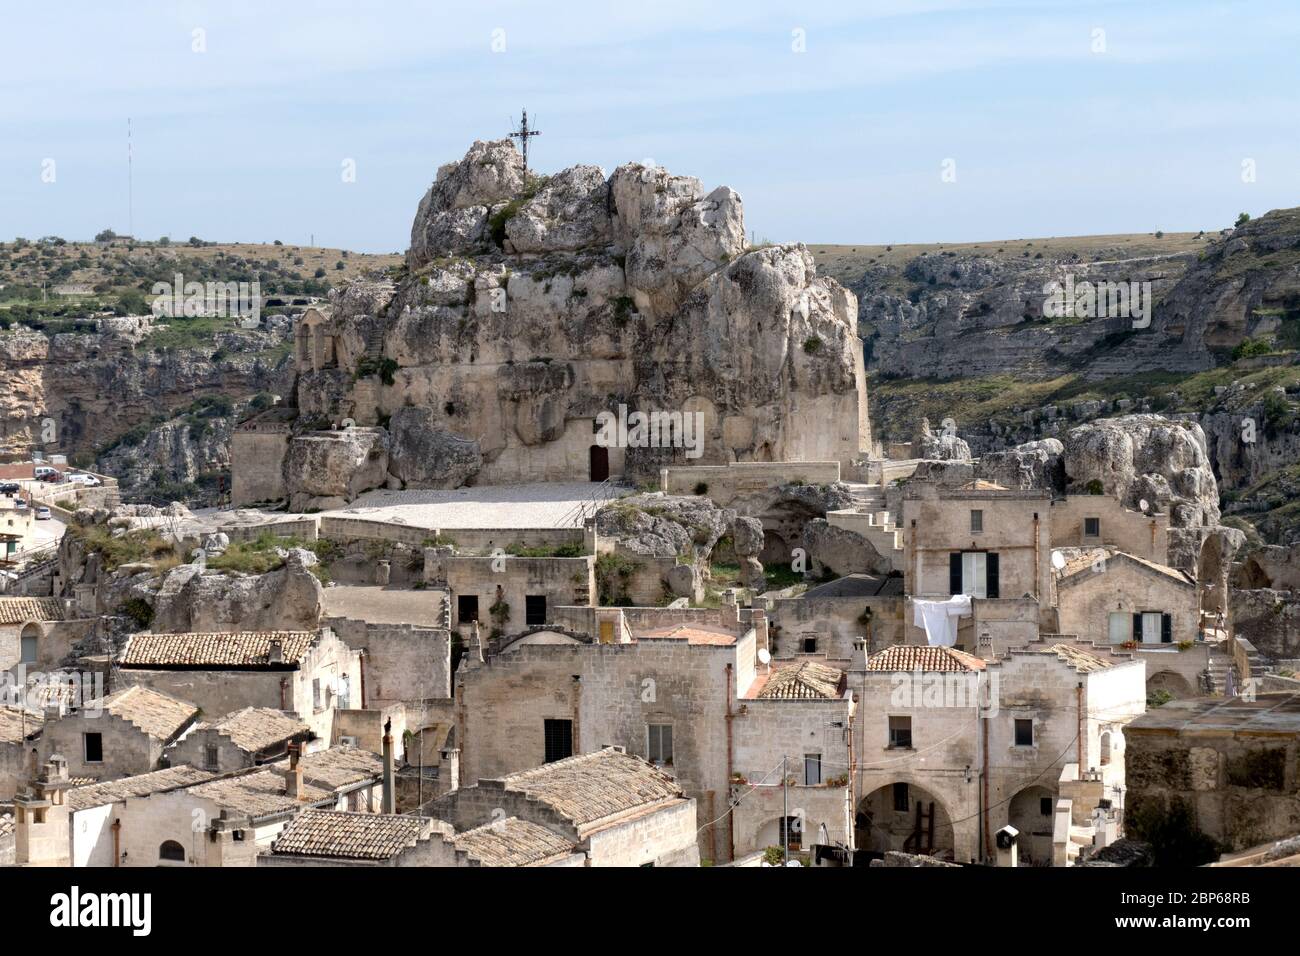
xmin=33 ymin=466 xmax=63 ymax=482
xmin=0 ymin=483 xmax=19 ymax=496
xmin=34 ymin=506 xmax=51 ymax=520
xmin=14 ymin=498 xmax=28 ymax=510
xmin=67 ymin=473 xmax=102 ymax=487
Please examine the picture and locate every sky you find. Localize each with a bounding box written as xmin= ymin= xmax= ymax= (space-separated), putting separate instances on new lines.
xmin=2 ymin=0 xmax=1298 ymax=252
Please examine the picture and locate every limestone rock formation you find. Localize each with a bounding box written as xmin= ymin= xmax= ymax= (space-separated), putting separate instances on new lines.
xmin=1063 ymin=416 xmax=1220 ymax=528
xmin=916 ymin=417 xmax=972 ymax=461
xmin=730 ymin=516 xmax=767 ymax=592
xmin=283 ymin=428 xmax=389 ymax=511
xmin=147 ymin=548 xmax=324 ymax=633
xmin=801 ymin=518 xmax=891 ymax=578
xmin=595 ymin=494 xmax=735 ymax=558
xmin=281 ymin=139 xmax=869 ymax=504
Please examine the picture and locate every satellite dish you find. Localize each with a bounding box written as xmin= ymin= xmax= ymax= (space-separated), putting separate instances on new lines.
xmin=1138 ymin=498 xmax=1150 ymax=512
xmin=758 ymin=648 xmax=772 ymax=665
xmin=1050 ymin=551 xmax=1066 ymax=571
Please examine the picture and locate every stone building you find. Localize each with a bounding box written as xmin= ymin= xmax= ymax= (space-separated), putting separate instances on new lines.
xmin=0 ymin=705 xmax=41 ymax=799
xmin=849 ymin=640 xmax=1145 ymax=864
xmin=166 ymin=706 xmax=312 ymax=773
xmin=115 ymin=745 xmax=384 ymax=867
xmin=1124 ymin=692 xmax=1300 ymax=858
xmin=116 ymin=627 xmax=361 ymax=742
xmin=427 ymin=552 xmax=596 ymax=639
xmin=39 ymin=685 xmax=199 ymax=782
xmin=432 ymin=747 xmax=698 ymax=867
xmin=0 ymin=596 xmax=92 ymax=674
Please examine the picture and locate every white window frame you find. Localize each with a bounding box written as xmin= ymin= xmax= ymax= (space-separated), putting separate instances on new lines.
xmin=961 ymin=551 xmax=988 ymax=599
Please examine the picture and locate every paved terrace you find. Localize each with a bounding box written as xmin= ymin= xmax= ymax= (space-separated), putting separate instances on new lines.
xmin=327 ymin=482 xmax=612 ymax=530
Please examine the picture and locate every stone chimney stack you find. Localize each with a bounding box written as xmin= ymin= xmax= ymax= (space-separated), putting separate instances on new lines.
xmin=381 ymin=718 xmax=395 ymax=814
xmin=268 ymin=639 xmax=284 ymax=665
xmin=286 ymin=741 xmax=305 ymax=801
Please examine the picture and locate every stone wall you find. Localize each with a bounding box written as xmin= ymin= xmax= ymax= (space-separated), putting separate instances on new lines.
xmin=1048 ymin=495 xmax=1169 ymax=564
xmin=768 ymin=593 xmax=904 ymax=659
xmin=660 ymin=461 xmax=841 ymax=506
xmin=1056 ymin=556 xmax=1198 ymax=648
xmin=326 ymin=616 xmax=453 ymax=701
xmin=40 ymin=710 xmax=181 ymax=782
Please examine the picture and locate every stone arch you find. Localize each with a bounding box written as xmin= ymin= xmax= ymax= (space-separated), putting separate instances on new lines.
xmin=760 ymin=530 xmax=789 ymax=565
xmin=1007 ymin=784 xmax=1056 ymax=866
xmin=1099 ymin=730 xmax=1113 ymax=766
xmin=755 ymin=815 xmax=805 ymax=854
xmin=1147 ymin=670 xmax=1194 ymax=701
xmin=1198 ymin=534 xmax=1228 ymax=618
xmin=855 ymin=782 xmax=955 ymax=860
xmin=1235 ymin=556 xmax=1271 ymax=590
xmin=158 ymin=840 xmax=185 ymax=863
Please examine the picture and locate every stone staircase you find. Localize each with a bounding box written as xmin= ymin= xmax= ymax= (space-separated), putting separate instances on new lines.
xmin=838 ymin=482 xmax=905 ymax=571
xmin=363 ymin=325 xmax=385 ymax=359
xmin=1205 ymin=640 xmax=1267 ymax=696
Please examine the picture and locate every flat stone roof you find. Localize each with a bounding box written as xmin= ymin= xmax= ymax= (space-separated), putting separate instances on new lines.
xmin=328 ymin=482 xmax=611 ymax=530
xmin=803 ymin=573 xmax=903 ymax=599
xmin=1127 ymin=693 xmax=1300 ymax=737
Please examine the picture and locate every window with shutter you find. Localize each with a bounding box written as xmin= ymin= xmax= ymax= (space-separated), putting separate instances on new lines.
xmin=986 ymin=552 xmax=1000 ymax=599
xmin=1161 ymin=613 xmax=1173 ymax=643
xmin=949 ymin=553 xmax=962 ymax=595
xmin=543 ymin=719 xmax=573 ymax=763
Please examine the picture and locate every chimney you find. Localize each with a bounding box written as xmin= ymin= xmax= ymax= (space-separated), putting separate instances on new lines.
xmin=381 ymin=718 xmax=395 ymax=814
xmin=268 ymin=639 xmax=284 ymax=665
xmin=286 ymin=741 xmax=305 ymax=801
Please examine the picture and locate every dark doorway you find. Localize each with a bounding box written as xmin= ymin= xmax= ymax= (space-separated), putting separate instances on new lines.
xmin=589 ymin=444 xmax=609 ymax=482
xmin=526 ymin=595 xmax=547 ymax=627
xmin=544 ymin=718 xmax=573 ymax=763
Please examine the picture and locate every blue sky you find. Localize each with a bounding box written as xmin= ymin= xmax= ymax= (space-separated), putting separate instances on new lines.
xmin=2 ymin=0 xmax=1297 ymax=252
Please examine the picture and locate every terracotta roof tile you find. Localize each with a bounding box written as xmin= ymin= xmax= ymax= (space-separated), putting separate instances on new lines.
xmin=186 ymin=768 xmax=326 ymax=818
xmin=455 ymin=817 xmax=575 ymax=866
xmin=270 ymin=810 xmax=437 ymax=860
xmin=755 ymin=660 xmax=844 ymax=699
xmin=0 ymin=706 xmax=42 ymax=744
xmin=121 ymin=630 xmax=318 ymax=667
xmin=496 ymin=748 xmax=682 ymax=828
xmin=93 ymin=685 xmax=199 ymax=741
xmin=197 ymin=707 xmax=309 ymax=753
xmin=0 ymin=597 xmax=66 ymax=624
xmin=293 ymin=746 xmax=383 ymax=790
xmin=865 ymin=645 xmax=987 ymax=672
xmin=68 ymin=765 xmax=219 ymax=811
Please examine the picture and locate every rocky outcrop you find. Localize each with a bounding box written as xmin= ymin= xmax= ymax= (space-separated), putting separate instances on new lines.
xmin=1229 ymin=588 xmax=1300 ymax=661
xmin=731 ymin=516 xmax=767 ymax=592
xmin=595 ymin=494 xmax=735 ymax=558
xmin=801 ymin=518 xmax=890 ymax=578
xmin=284 ymin=139 xmax=869 ymax=504
xmin=915 ymin=417 xmax=972 ymax=461
xmin=145 ymin=548 xmax=324 ymax=633
xmin=1063 ymin=416 xmax=1220 ymax=528
xmin=386 ymin=406 xmax=483 ymax=488
xmin=283 ymin=428 xmax=389 ymax=511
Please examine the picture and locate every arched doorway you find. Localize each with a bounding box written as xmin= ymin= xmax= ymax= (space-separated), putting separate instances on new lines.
xmin=760 ymin=530 xmax=789 ymax=565
xmin=855 ymin=782 xmax=955 ymax=860
xmin=1008 ymin=785 xmax=1056 ymax=866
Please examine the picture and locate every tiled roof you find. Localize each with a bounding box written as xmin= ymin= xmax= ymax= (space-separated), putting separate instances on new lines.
xmin=636 ymin=623 xmax=738 ymax=646
xmin=0 ymin=597 xmax=66 ymax=624
xmin=186 ymin=768 xmax=326 ymax=818
xmin=68 ymin=765 xmax=219 ymax=811
xmin=198 ymin=707 xmax=309 ymax=753
xmin=120 ymin=630 xmax=318 ymax=668
xmin=1029 ymin=643 xmax=1116 ymax=672
xmin=455 ymin=817 xmax=575 ymax=867
xmin=0 ymin=814 xmax=12 ymax=838
xmin=497 ymin=748 xmax=682 ymax=828
xmin=270 ymin=810 xmax=434 ymax=860
xmin=755 ymin=660 xmax=844 ymax=700
xmin=94 ymin=685 xmax=199 ymax=741
xmin=294 ymin=746 xmax=383 ymax=790
xmin=865 ymin=645 xmax=987 ymax=672
xmin=1058 ymin=548 xmax=1194 ymax=586
xmin=0 ymin=706 xmax=42 ymax=744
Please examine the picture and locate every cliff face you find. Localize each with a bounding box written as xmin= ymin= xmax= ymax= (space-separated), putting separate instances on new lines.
xmin=287 ymin=140 xmax=869 ymax=506
xmin=0 ymin=318 xmax=292 ymax=459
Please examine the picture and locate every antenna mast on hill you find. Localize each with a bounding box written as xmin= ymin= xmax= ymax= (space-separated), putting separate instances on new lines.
xmin=509 ymin=109 xmax=541 ymax=175
xmin=127 ymin=118 xmax=134 ymax=238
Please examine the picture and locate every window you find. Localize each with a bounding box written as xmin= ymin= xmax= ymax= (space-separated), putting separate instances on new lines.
xmin=159 ymin=841 xmax=185 ymax=862
xmin=457 ymin=594 xmax=479 ymax=624
xmin=802 ymin=636 xmax=817 ymax=654
xmin=892 ymin=782 xmax=909 ymax=813
xmin=19 ymin=629 xmax=38 ymax=665
xmin=312 ymin=678 xmax=323 ymax=712
xmin=84 ymin=732 xmax=103 ymax=763
xmin=1108 ymin=611 xmax=1130 ymax=644
xmin=804 ymin=754 xmax=822 ymax=786
xmin=1040 ymin=796 xmax=1053 ymax=816
xmin=543 ymin=718 xmax=573 ymax=763
xmin=598 ymin=621 xmax=615 ymax=644
xmin=888 ymin=716 xmax=912 ymax=749
xmin=204 ymin=745 xmax=219 ymax=771
xmin=949 ymin=551 xmax=999 ymax=599
xmin=1084 ymin=517 xmax=1100 ymax=538
xmin=647 ymin=723 xmax=673 ymax=765
xmin=1014 ymin=719 xmax=1034 ymax=747
xmin=1134 ymin=612 xmax=1172 ymax=644
xmin=970 ymin=509 xmax=983 ymax=533
xmin=780 ymin=816 xmax=802 ymax=849
xmin=525 ymin=595 xmax=547 ymax=627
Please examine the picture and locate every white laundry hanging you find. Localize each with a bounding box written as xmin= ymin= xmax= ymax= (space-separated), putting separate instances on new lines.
xmin=912 ymin=594 xmax=973 ymax=647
